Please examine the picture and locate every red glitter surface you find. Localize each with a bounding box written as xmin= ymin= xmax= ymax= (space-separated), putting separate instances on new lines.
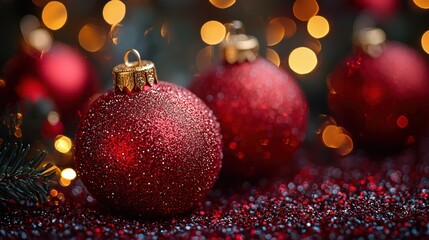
xmin=74 ymin=82 xmax=222 ymax=218
xmin=190 ymin=58 xmax=308 ymax=178
xmin=328 ymin=42 xmax=429 ymax=150
xmin=1 ymin=142 xmax=429 ymax=239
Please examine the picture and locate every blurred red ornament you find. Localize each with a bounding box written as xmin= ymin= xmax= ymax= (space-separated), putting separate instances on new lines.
xmin=353 ymin=0 xmax=398 ymax=19
xmin=40 ymin=43 xmax=100 ymax=122
xmin=190 ymin=30 xmax=307 ymax=178
xmin=75 ymin=50 xmax=222 ymax=218
xmin=328 ymin=39 xmax=429 ymax=150
xmin=1 ymin=43 xmax=100 ymax=124
xmin=1 ymin=54 xmax=40 ymax=110
xmin=16 ymin=76 xmax=49 ymax=103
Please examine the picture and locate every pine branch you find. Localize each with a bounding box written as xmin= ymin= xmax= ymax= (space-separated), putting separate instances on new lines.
xmin=0 ymin=142 xmax=57 ymax=206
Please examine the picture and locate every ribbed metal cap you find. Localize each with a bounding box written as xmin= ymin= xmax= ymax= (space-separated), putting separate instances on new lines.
xmin=220 ymin=21 xmax=259 ymax=64
xmin=112 ymin=49 xmax=158 ymax=92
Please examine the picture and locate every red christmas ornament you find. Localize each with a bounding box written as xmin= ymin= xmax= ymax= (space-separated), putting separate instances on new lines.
xmin=353 ymin=0 xmax=398 ymax=19
xmin=1 ymin=43 xmax=100 ymax=124
xmin=328 ymin=28 xmax=429 ymax=150
xmin=1 ymin=54 xmax=40 ymax=110
xmin=75 ymin=49 xmax=222 ymax=218
xmin=40 ymin=43 xmax=100 ymax=122
xmin=190 ymin=25 xmax=308 ymax=178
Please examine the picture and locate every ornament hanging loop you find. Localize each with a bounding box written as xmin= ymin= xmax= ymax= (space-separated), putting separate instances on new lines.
xmin=124 ymin=49 xmax=142 ymax=67
xmin=220 ymin=21 xmax=259 ymax=64
xmin=224 ymin=20 xmax=245 ymax=40
xmin=113 ymin=49 xmax=158 ymax=92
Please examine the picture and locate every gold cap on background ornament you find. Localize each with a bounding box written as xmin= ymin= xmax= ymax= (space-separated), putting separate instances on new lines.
xmin=112 ymin=49 xmax=158 ymax=92
xmin=220 ymin=21 xmax=259 ymax=64
xmin=353 ymin=27 xmax=386 ymax=58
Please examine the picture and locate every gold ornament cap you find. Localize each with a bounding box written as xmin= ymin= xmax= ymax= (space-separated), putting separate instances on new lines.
xmin=353 ymin=27 xmax=386 ymax=58
xmin=113 ymin=49 xmax=158 ymax=92
xmin=220 ymin=21 xmax=259 ymax=64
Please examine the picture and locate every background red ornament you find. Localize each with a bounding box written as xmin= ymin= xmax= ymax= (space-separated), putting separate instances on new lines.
xmin=190 ymin=58 xmax=308 ymax=178
xmin=353 ymin=0 xmax=399 ymax=19
xmin=328 ymin=42 xmax=429 ymax=150
xmin=75 ymin=82 xmax=222 ymax=218
xmin=39 ymin=43 xmax=100 ymax=122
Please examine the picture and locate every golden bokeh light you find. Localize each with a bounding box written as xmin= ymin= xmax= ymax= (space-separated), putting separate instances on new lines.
xmin=421 ymin=30 xmax=429 ymax=54
xmin=59 ymin=177 xmax=71 ymax=187
xmin=335 ymin=134 xmax=354 ymax=156
xmin=266 ymin=20 xmax=285 ymax=46
xmin=196 ymin=46 xmax=214 ymax=71
xmin=54 ymin=135 xmax=72 ymax=153
xmin=288 ymin=47 xmax=317 ymax=74
xmin=413 ymin=0 xmax=429 ymax=9
xmin=61 ymin=168 xmax=77 ymax=180
xmin=266 ymin=48 xmax=280 ymax=66
xmin=20 ymin=15 xmax=40 ymax=40
xmin=161 ymin=23 xmax=169 ymax=38
xmin=110 ymin=23 xmax=122 ymax=45
xmin=307 ymin=15 xmax=329 ymax=39
xmin=47 ymin=111 xmax=60 ymax=125
xmin=322 ymin=125 xmax=344 ymax=148
xmin=28 ymin=28 xmax=52 ymax=52
xmin=209 ymin=0 xmax=236 ymax=9
xmin=50 ymin=189 xmax=58 ymax=197
xmin=0 ymin=79 xmax=6 ymax=88
xmin=42 ymin=1 xmax=67 ymax=30
xmin=103 ymin=0 xmax=126 ymax=25
xmin=272 ymin=17 xmax=297 ymax=39
xmin=79 ymin=24 xmax=106 ymax=52
xmin=305 ymin=39 xmax=322 ymax=54
xmin=201 ymin=21 xmax=226 ymax=45
xmin=293 ymin=0 xmax=319 ymax=21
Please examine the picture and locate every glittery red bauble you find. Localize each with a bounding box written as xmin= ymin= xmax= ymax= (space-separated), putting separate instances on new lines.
xmin=190 ymin=58 xmax=308 ymax=178
xmin=328 ymin=42 xmax=429 ymax=150
xmin=75 ymin=82 xmax=222 ymax=218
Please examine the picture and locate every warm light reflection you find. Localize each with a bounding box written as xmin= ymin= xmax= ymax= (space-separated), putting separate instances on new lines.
xmin=307 ymin=15 xmax=329 ymax=39
xmin=201 ymin=20 xmax=226 ymax=45
xmin=272 ymin=17 xmax=297 ymax=39
xmin=305 ymin=39 xmax=322 ymax=53
xmin=288 ymin=47 xmax=317 ymax=74
xmin=61 ymin=168 xmax=77 ymax=180
xmin=55 ymin=135 xmax=72 ymax=153
xmin=421 ymin=30 xmax=429 ymax=54
xmin=59 ymin=177 xmax=71 ymax=187
xmin=42 ymin=1 xmax=67 ymax=30
xmin=321 ymin=124 xmax=354 ymax=156
xmin=293 ymin=0 xmax=319 ymax=21
xmin=161 ymin=23 xmax=169 ymax=38
xmin=28 ymin=28 xmax=52 ymax=52
xmin=110 ymin=23 xmax=122 ymax=45
xmin=266 ymin=20 xmax=285 ymax=46
xmin=266 ymin=48 xmax=280 ymax=66
xmin=209 ymin=0 xmax=236 ymax=9
xmin=50 ymin=189 xmax=58 ymax=197
xmin=196 ymin=46 xmax=214 ymax=71
xmin=20 ymin=15 xmax=40 ymax=40
xmin=79 ymin=24 xmax=106 ymax=52
xmin=335 ymin=134 xmax=354 ymax=156
xmin=47 ymin=111 xmax=60 ymax=125
xmin=413 ymin=0 xmax=429 ymax=9
xmin=103 ymin=0 xmax=126 ymax=25
xmin=322 ymin=125 xmax=343 ymax=148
